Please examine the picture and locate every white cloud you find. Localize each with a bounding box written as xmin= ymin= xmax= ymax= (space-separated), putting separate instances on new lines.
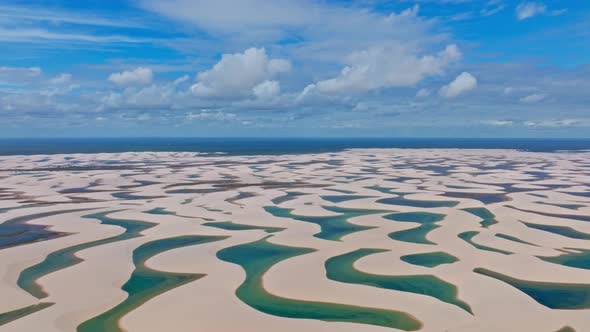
xmin=49 ymin=73 xmax=72 ymax=85
xmin=268 ymin=59 xmax=292 ymax=74
xmin=416 ymin=88 xmax=431 ymax=98
xmin=524 ymin=119 xmax=590 ymax=127
xmin=352 ymin=102 xmax=370 ymax=112
xmin=139 ymin=0 xmax=427 ymax=43
xmin=0 ymin=5 xmax=147 ymax=45
xmin=186 ymin=110 xmax=238 ymax=121
xmin=439 ymin=72 xmax=477 ymax=98
xmin=140 ymin=1 xmax=437 ymax=65
xmin=515 ymin=2 xmax=565 ymax=20
xmin=137 ymin=113 xmax=152 ymax=121
xmin=0 ymin=5 xmax=144 ymax=28
xmin=503 ymin=87 xmax=515 ymax=95
xmin=520 ymin=93 xmax=546 ymax=103
xmin=481 ymin=0 xmax=506 ymax=16
xmin=503 ymin=86 xmax=538 ymax=95
xmin=191 ymin=47 xmax=290 ymax=98
xmin=108 ymin=67 xmax=153 ymax=86
xmin=41 ymin=83 xmax=79 ymax=97
xmin=173 ymin=75 xmax=190 ymax=85
xmin=483 ymin=120 xmax=514 ymax=126
xmin=253 ymin=80 xmax=280 ymax=99
xmin=0 ymin=66 xmax=41 ymax=82
xmin=516 ymin=2 xmax=546 ymax=20
xmin=0 ymin=28 xmax=145 ymax=44
xmin=139 ymin=0 xmax=310 ymax=34
xmin=100 ymin=82 xmax=189 ymax=110
xmin=3 ymin=1 xmax=586 ymax=135
xmin=302 ymin=44 xmax=461 ymax=95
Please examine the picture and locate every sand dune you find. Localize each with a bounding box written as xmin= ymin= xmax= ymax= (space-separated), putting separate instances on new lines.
xmin=0 ymin=149 xmax=589 ymax=331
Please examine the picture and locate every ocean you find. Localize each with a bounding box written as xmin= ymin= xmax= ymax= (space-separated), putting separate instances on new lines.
xmin=0 ymin=137 xmax=589 ymax=156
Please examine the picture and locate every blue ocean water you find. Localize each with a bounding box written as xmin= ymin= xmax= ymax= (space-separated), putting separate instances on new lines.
xmin=0 ymin=138 xmax=589 ymax=156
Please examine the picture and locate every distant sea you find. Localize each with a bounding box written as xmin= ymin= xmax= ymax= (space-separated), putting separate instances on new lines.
xmin=1 ymin=138 xmax=590 ymax=156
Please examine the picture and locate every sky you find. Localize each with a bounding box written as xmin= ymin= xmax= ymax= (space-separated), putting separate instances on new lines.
xmin=0 ymin=0 xmax=589 ymax=138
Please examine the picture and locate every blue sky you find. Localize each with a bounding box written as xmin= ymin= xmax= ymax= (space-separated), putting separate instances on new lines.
xmin=0 ymin=0 xmax=589 ymax=137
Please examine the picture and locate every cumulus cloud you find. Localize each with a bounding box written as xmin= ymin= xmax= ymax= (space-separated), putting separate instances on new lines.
xmin=140 ymin=0 xmax=439 ymax=74
xmin=108 ymin=67 xmax=153 ymax=86
xmin=520 ymin=93 xmax=546 ymax=103
xmin=252 ymin=80 xmax=280 ymax=99
xmin=100 ymin=83 xmax=187 ymax=110
xmin=301 ymin=44 xmax=461 ymax=96
xmin=191 ymin=47 xmax=290 ymax=98
xmin=2 ymin=1 xmax=585 ymax=136
xmin=41 ymin=83 xmax=79 ymax=97
xmin=49 ymin=73 xmax=72 ymax=85
xmin=439 ymin=72 xmax=477 ymax=98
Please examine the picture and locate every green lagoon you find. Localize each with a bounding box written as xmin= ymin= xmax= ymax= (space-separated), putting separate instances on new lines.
xmin=540 ymin=249 xmax=590 ymax=270
xmin=475 ymin=268 xmax=590 ymax=309
xmin=325 ymin=249 xmax=471 ymax=313
xmin=17 ymin=211 xmax=156 ymax=299
xmin=264 ymin=206 xmax=388 ymax=241
xmin=203 ymin=221 xmax=284 ymax=233
xmin=458 ymin=231 xmax=512 ymax=255
xmin=462 ymin=208 xmax=498 ymax=228
xmin=78 ymin=235 xmax=227 ymax=332
xmin=0 ymin=302 xmax=54 ymax=327
xmin=217 ymin=237 xmax=422 ymax=331
xmin=320 ymin=195 xmax=374 ymax=203
xmin=377 ymin=195 xmax=458 ymax=208
xmin=271 ymin=192 xmax=307 ymax=205
xmin=401 ymin=251 xmax=459 ymax=268
xmin=386 ymin=212 xmax=445 ymax=245
xmin=522 ymin=222 xmax=590 ymax=240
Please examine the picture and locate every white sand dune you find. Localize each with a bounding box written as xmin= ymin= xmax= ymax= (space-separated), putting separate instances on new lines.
xmin=0 ymin=149 xmax=589 ymax=331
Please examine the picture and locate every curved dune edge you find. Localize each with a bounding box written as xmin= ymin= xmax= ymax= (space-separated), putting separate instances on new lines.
xmin=458 ymin=231 xmax=514 ymax=255
xmin=263 ymin=205 xmax=387 ymax=241
xmin=386 ymin=212 xmax=445 ymax=245
xmin=0 ymin=302 xmax=54 ymax=326
xmin=325 ymin=248 xmax=473 ymax=313
xmin=78 ymin=235 xmax=229 ymax=332
xmin=17 ymin=211 xmax=156 ymax=300
xmin=217 ymin=237 xmax=423 ymax=331
xmin=0 ymin=208 xmax=96 ymax=250
xmin=461 ymin=208 xmax=498 ymax=228
xmin=474 ymin=268 xmax=590 ymax=309
xmin=555 ymin=326 xmax=576 ymax=332
xmin=203 ymin=221 xmax=285 ymax=233
xmin=539 ymin=248 xmax=590 ymax=270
